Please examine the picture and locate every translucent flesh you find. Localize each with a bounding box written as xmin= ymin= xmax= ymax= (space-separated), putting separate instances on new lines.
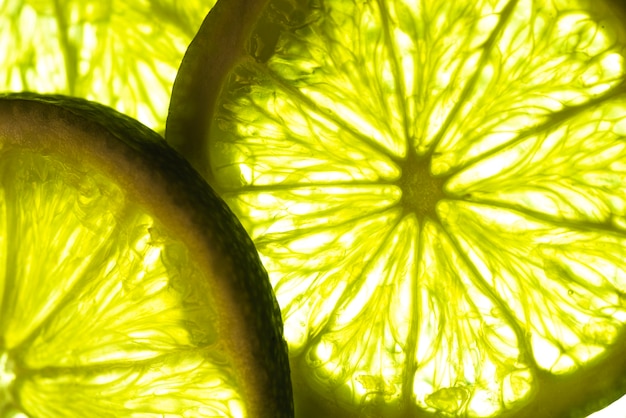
xmin=204 ymin=0 xmax=626 ymax=415
xmin=0 ymin=0 xmax=215 ymax=132
xmin=0 ymin=149 xmax=245 ymax=417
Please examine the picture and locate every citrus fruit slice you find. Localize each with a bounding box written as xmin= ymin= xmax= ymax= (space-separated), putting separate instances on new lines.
xmin=0 ymin=0 xmax=215 ymax=132
xmin=0 ymin=92 xmax=293 ymax=417
xmin=167 ymin=0 xmax=626 ymax=416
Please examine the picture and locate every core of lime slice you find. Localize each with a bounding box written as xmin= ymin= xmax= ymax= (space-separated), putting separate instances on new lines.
xmin=0 ymin=93 xmax=293 ymax=417
xmin=0 ymin=0 xmax=215 ymax=132
xmin=168 ymin=0 xmax=626 ymax=416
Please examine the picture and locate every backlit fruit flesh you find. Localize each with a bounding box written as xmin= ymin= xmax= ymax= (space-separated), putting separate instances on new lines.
xmin=0 ymin=0 xmax=216 ymax=132
xmin=0 ymin=93 xmax=293 ymax=417
xmin=167 ymin=0 xmax=626 ymax=416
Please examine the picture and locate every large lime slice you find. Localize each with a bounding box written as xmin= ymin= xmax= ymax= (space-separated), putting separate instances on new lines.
xmin=0 ymin=93 xmax=293 ymax=417
xmin=167 ymin=0 xmax=626 ymax=416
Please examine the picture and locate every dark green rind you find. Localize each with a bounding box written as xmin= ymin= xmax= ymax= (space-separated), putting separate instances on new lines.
xmin=165 ymin=0 xmax=271 ymax=180
xmin=0 ymin=92 xmax=294 ymax=418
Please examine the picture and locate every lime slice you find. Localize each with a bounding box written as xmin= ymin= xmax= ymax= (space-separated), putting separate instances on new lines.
xmin=0 ymin=93 xmax=293 ymax=417
xmin=167 ymin=0 xmax=626 ymax=416
xmin=0 ymin=0 xmax=215 ymax=132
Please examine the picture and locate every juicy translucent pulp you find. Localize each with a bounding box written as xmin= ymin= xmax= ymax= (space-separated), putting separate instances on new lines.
xmin=204 ymin=0 xmax=626 ymax=415
xmin=0 ymin=149 xmax=244 ymax=417
xmin=0 ymin=0 xmax=215 ymax=131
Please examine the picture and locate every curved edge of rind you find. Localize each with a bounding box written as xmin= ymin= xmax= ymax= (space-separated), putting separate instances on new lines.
xmin=165 ymin=0 xmax=271 ymax=181
xmin=0 ymin=93 xmax=294 ymax=418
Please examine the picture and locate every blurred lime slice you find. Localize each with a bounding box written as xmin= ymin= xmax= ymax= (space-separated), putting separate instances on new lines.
xmin=168 ymin=0 xmax=626 ymax=416
xmin=0 ymin=0 xmax=215 ymax=132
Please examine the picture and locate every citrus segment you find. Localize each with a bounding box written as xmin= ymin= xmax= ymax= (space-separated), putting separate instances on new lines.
xmin=20 ymin=355 xmax=243 ymax=416
xmin=446 ymin=98 xmax=626 ymax=228
xmin=0 ymin=0 xmax=215 ymax=131
xmin=0 ymin=93 xmax=293 ymax=417
xmin=414 ymin=218 xmax=531 ymax=416
xmin=168 ymin=0 xmax=626 ymax=416
xmin=441 ymin=201 xmax=626 ymax=372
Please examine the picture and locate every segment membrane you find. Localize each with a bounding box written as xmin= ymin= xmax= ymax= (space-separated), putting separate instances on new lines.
xmin=447 ymin=99 xmax=626 ymax=229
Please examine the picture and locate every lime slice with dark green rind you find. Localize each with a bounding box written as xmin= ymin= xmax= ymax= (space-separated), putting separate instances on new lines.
xmin=168 ymin=0 xmax=626 ymax=416
xmin=0 ymin=92 xmax=293 ymax=417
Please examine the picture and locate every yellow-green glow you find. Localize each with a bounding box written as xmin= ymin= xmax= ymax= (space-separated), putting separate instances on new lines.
xmin=205 ymin=0 xmax=626 ymax=415
xmin=0 ymin=0 xmax=215 ymax=131
xmin=0 ymin=150 xmax=245 ymax=417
